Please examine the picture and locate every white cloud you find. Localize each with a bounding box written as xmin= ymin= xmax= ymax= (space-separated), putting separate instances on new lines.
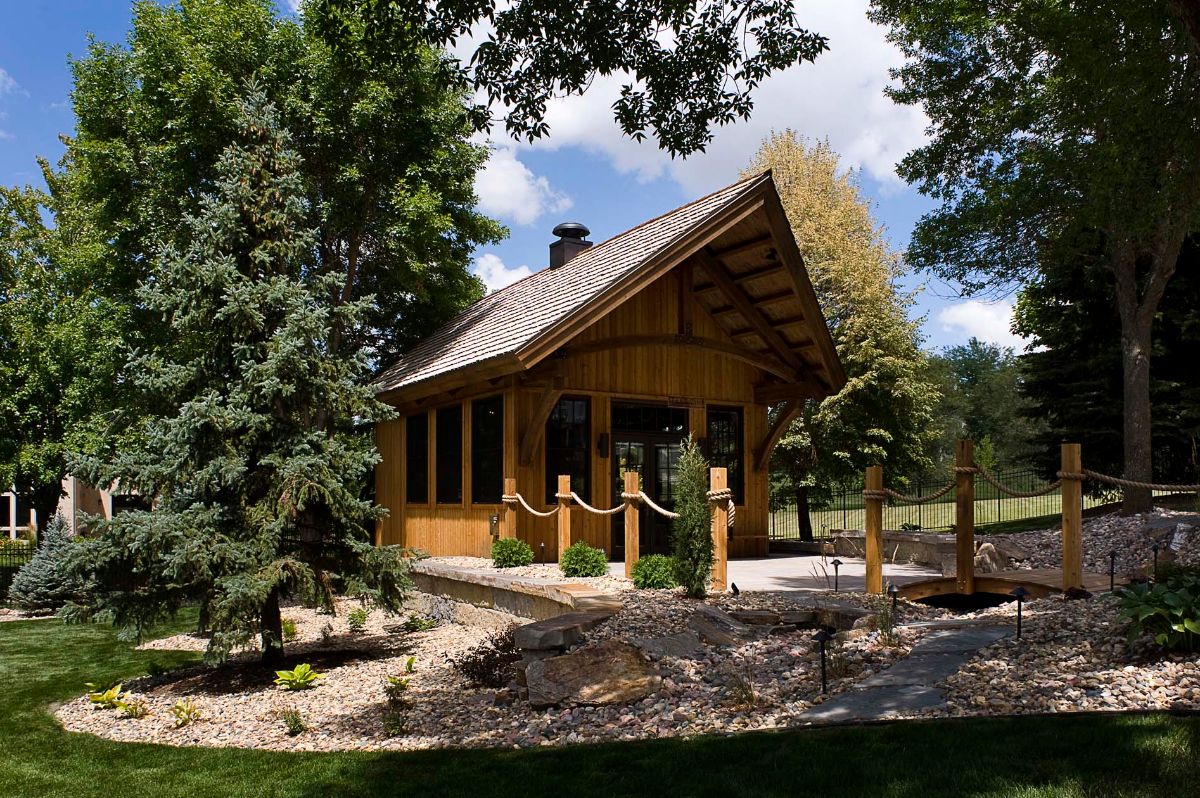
xmin=0 ymin=67 xmax=19 ymax=97
xmin=474 ymin=144 xmax=572 ymax=226
xmin=472 ymin=252 xmax=533 ymax=292
xmin=936 ymin=300 xmax=1030 ymax=350
xmin=282 ymin=0 xmax=303 ymax=13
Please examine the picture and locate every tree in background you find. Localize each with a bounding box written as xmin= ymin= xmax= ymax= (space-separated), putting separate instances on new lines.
xmin=0 ymin=171 xmax=125 ymax=533
xmin=8 ymin=516 xmax=89 ymax=612
xmin=872 ymin=0 xmax=1200 ymax=512
xmin=1015 ymin=238 xmax=1200 ymax=487
xmin=68 ymin=94 xmax=407 ymax=663
xmin=745 ymin=133 xmax=939 ymax=539
xmin=925 ymin=338 xmax=1044 ymax=473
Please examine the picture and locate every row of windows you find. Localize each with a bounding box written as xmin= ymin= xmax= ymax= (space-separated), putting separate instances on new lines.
xmin=402 ymin=396 xmax=744 ymax=506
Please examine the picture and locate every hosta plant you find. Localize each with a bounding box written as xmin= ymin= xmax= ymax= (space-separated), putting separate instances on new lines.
xmin=85 ymin=683 xmax=126 ymax=710
xmin=273 ymin=663 xmax=324 ymax=691
xmin=1118 ymin=575 xmax=1200 ymax=653
xmin=170 ymin=699 xmax=202 ymax=728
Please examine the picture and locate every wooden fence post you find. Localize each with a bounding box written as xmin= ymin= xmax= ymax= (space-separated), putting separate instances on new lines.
xmin=502 ymin=477 xmax=517 ymax=539
xmin=865 ymin=465 xmax=883 ymax=594
xmin=623 ymin=471 xmax=640 ymax=579
xmin=955 ymin=439 xmax=976 ymax=595
xmin=1061 ymin=443 xmax=1083 ymax=591
xmin=710 ymin=467 xmax=728 ymax=593
xmin=557 ymin=474 xmax=572 ymax=562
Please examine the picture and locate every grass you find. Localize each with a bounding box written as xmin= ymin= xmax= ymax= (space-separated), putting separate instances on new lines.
xmin=1 ymin=616 xmax=1199 ymax=796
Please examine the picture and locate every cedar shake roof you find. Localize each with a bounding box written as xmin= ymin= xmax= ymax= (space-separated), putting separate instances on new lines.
xmin=376 ymin=173 xmax=769 ymax=396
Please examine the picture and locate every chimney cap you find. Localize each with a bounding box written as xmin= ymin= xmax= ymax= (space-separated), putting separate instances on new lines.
xmin=552 ymin=222 xmax=591 ymax=240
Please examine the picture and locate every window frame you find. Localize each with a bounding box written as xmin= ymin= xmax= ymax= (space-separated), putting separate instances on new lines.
xmin=706 ymin=405 xmax=745 ymax=505
xmin=470 ymin=394 xmax=505 ymax=505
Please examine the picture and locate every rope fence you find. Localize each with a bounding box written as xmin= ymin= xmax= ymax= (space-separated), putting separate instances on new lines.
xmin=501 ymin=493 xmax=559 ymax=518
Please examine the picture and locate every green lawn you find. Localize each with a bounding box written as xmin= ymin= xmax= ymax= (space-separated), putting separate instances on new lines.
xmin=1 ymin=616 xmax=1198 ymax=797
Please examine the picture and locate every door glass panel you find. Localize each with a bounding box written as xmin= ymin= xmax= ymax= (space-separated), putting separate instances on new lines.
xmin=614 ymin=441 xmax=645 ymax=498
xmin=656 ymin=443 xmax=682 ymax=503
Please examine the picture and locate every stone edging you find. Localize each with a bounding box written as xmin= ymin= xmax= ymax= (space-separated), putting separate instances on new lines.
xmin=409 ymin=559 xmax=622 ymax=621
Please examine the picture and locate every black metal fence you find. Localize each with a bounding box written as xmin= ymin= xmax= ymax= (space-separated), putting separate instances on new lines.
xmin=0 ymin=542 xmax=34 ymax=603
xmin=768 ymin=467 xmax=1111 ymax=541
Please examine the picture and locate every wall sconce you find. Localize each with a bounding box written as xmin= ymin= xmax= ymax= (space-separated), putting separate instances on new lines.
xmin=597 ymin=432 xmax=609 ymax=458
xmin=489 ymin=514 xmax=499 ymax=537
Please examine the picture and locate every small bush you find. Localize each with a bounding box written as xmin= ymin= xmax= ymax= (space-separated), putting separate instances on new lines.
xmin=401 ymin=614 xmax=438 ymax=633
xmin=280 ymin=707 xmax=306 ymax=736
xmin=559 ymin=541 xmax=607 ymax=578
xmin=117 ymin=698 xmax=149 ymax=719
xmin=631 ymin=554 xmax=678 ymax=589
xmin=273 ymin=663 xmax=323 ymax=690
xmin=85 ymin=682 xmax=126 ymax=710
xmin=671 ymin=436 xmax=713 ymax=598
xmin=492 ymin=538 xmax=534 ymax=568
xmin=1119 ymin=572 xmax=1200 ymax=653
xmin=8 ymin=515 xmax=88 ymax=612
xmin=281 ymin=618 xmax=298 ymax=642
xmin=348 ymin=606 xmax=370 ymax=633
xmin=451 ymin=626 xmax=521 ymax=688
xmin=171 ymin=699 xmax=202 ymax=727
xmin=384 ymin=675 xmax=410 ymax=703
xmin=381 ymin=710 xmax=406 ymax=737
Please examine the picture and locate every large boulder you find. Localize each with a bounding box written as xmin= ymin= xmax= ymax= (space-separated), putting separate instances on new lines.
xmin=974 ymin=542 xmax=1002 ymax=574
xmin=525 ymin=640 xmax=661 ymax=707
xmin=688 ymin=605 xmax=757 ymax=646
xmin=632 ymin=631 xmax=705 ymax=659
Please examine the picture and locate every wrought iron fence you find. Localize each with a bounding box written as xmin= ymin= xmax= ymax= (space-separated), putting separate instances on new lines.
xmin=768 ymin=467 xmax=1119 ymax=541
xmin=0 ymin=542 xmax=34 ymax=603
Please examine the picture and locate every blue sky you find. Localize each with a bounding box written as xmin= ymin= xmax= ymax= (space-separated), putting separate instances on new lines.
xmin=0 ymin=0 xmax=1023 ymax=352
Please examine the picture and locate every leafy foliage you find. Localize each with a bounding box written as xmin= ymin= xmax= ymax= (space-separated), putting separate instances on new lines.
xmin=491 ymin=538 xmax=534 ymax=569
xmin=117 ymin=698 xmax=149 ymax=719
xmin=451 ymin=626 xmax=521 ymax=688
xmin=401 ymin=614 xmax=439 ymax=633
xmin=671 ymin=437 xmax=713 ymax=599
xmin=347 ymin=607 xmax=370 ymax=634
xmin=559 ymin=542 xmax=608 ymax=578
xmin=745 ymin=134 xmax=938 ymax=535
xmin=630 ymin=554 xmax=678 ymax=590
xmin=67 ymin=94 xmax=409 ymax=663
xmin=170 ymin=699 xmax=202 ymax=728
xmin=280 ymin=707 xmax=307 ymax=736
xmin=8 ymin=515 xmax=89 ymax=612
xmin=281 ymin=618 xmax=299 ymax=642
xmin=85 ymin=682 xmax=126 ymax=710
xmin=1119 ymin=574 xmax=1200 ymax=653
xmin=273 ymin=664 xmax=324 ymax=691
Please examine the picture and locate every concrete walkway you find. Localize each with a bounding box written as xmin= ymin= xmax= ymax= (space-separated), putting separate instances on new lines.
xmin=799 ymin=624 xmax=1011 ymax=723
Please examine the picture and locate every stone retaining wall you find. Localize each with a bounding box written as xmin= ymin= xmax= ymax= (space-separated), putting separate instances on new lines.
xmin=833 ymin=530 xmax=958 ymax=575
xmin=409 ymin=560 xmax=622 ymax=621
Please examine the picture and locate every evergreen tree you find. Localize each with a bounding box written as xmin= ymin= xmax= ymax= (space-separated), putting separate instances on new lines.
xmin=8 ymin=516 xmax=88 ymax=612
xmin=68 ymin=91 xmax=406 ymax=663
xmin=745 ymin=134 xmax=939 ymax=538
xmin=671 ymin=437 xmax=713 ymax=599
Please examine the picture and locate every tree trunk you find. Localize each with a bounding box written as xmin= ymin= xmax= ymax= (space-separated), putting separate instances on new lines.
xmin=795 ymin=485 xmax=814 ymax=542
xmin=260 ymin=586 xmax=285 ymax=664
xmin=1119 ymin=316 xmax=1155 ymax=513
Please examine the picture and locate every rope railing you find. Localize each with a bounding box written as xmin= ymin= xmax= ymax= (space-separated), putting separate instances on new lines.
xmin=863 ymin=481 xmax=956 ymax=505
xmin=501 ymin=493 xmax=559 ymax=518
xmin=1057 ymin=470 xmax=1200 ymax=493
xmin=569 ymin=491 xmax=626 ymax=516
xmin=638 ymin=491 xmax=679 ymax=519
xmin=974 ymin=466 xmax=1063 ymax=498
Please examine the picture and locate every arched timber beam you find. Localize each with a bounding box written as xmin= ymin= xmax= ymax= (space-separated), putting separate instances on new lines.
xmin=753 ymin=400 xmax=801 ymax=472
xmin=561 ymin=334 xmax=798 ymax=382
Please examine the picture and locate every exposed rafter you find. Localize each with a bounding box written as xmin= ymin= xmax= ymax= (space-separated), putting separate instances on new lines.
xmin=708 ymin=288 xmax=794 ymax=317
xmin=562 ymin=334 xmax=799 ymax=382
xmin=519 ymin=381 xmax=564 ymax=467
xmin=713 ymin=233 xmax=773 ymax=260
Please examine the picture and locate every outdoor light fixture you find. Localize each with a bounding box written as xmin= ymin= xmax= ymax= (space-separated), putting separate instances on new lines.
xmin=539 ymin=541 xmax=545 ymax=564
xmin=888 ymin=583 xmax=899 ymax=613
xmin=731 ymin=582 xmax=740 ymax=596
xmin=489 ymin=514 xmax=499 ymax=537
xmin=812 ymin=629 xmax=835 ymax=694
xmin=831 ymin=559 xmax=843 ymax=592
xmin=1152 ymin=542 xmax=1161 ymax=582
xmin=1109 ymin=550 xmax=1117 ymax=592
xmin=1009 ymin=586 xmax=1031 ymax=638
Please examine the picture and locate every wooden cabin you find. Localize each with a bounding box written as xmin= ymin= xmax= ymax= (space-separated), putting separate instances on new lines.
xmin=373 ymin=172 xmax=845 ymax=561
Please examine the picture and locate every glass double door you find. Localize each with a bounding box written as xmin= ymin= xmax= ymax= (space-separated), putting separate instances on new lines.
xmin=610 ymin=403 xmax=688 ymax=558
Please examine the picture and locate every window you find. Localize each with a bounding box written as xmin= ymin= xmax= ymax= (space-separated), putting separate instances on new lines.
xmin=471 ymin=395 xmax=504 ymax=504
xmin=405 ymin=412 xmax=429 ymax=504
xmin=707 ymin=406 xmax=744 ymax=504
xmin=545 ymin=397 xmax=590 ymax=503
xmin=435 ymin=405 xmax=463 ymax=504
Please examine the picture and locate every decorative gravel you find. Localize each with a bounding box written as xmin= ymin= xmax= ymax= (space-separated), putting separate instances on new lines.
xmin=431 ymin=556 xmax=633 ymax=593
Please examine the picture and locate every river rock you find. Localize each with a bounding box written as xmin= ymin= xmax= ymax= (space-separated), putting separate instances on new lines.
xmin=688 ymin=606 xmax=755 ymax=646
xmin=525 ymin=640 xmax=661 ymax=707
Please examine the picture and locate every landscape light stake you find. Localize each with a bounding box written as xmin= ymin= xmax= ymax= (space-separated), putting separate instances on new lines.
xmin=812 ymin=629 xmax=835 ymax=694
xmin=887 ymin=583 xmax=899 ymax=613
xmin=1109 ymin=550 xmax=1117 ymax=592
xmin=831 ymin=559 xmax=842 ymax=593
xmin=1152 ymin=542 xmax=1160 ymax=582
xmin=540 ymin=542 xmax=545 ymax=565
xmin=1009 ymin=586 xmax=1030 ymax=638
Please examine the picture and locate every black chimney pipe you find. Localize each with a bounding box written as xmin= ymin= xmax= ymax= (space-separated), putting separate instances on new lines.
xmin=549 ymin=222 xmax=592 ymax=268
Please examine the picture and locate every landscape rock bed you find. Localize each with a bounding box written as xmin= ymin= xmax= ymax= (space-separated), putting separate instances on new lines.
xmin=431 ymin=556 xmax=633 ymax=593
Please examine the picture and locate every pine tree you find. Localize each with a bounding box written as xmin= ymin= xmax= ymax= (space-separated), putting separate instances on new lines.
xmin=671 ymin=437 xmax=713 ymax=599
xmin=67 ymin=90 xmax=405 ymax=663
xmin=8 ymin=516 xmax=88 ymax=612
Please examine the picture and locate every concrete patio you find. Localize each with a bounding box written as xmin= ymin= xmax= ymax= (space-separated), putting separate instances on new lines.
xmin=609 ymin=553 xmax=940 ymax=593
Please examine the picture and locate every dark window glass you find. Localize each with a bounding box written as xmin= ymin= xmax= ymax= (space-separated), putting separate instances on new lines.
xmin=471 ymin=395 xmax=504 ymax=504
xmin=545 ymin=397 xmax=590 ymax=503
xmin=405 ymin=412 xmax=429 ymax=503
xmin=611 ymin=403 xmax=687 ymax=434
xmin=436 ymin=405 xmax=463 ymax=504
xmin=707 ymin=406 xmax=744 ymax=504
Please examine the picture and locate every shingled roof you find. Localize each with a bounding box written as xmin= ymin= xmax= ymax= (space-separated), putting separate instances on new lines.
xmin=376 ymin=172 xmax=773 ymax=397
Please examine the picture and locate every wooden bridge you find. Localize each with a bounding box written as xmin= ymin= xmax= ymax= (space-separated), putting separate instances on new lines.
xmin=896 ymin=568 xmax=1122 ymax=602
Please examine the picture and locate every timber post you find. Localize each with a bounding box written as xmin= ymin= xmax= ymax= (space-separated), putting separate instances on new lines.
xmin=623 ymin=471 xmax=640 ymax=579
xmin=502 ymin=477 xmax=517 ymax=539
xmin=710 ymin=467 xmax=729 ymax=593
xmin=955 ymin=439 xmax=976 ymax=595
xmin=865 ymin=465 xmax=883 ymax=594
xmin=557 ymin=474 xmax=572 ymax=562
xmin=1061 ymin=443 xmax=1083 ymax=591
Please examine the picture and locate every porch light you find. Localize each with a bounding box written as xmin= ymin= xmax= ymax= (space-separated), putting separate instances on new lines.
xmin=1009 ymin=586 xmax=1030 ymax=638
xmin=1109 ymin=550 xmax=1117 ymax=592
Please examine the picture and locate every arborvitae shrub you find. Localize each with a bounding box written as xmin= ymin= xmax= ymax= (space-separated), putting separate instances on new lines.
xmin=631 ymin=554 xmax=678 ymax=589
xmin=8 ymin=515 xmax=88 ymax=612
xmin=491 ymin=538 xmax=534 ymax=568
xmin=671 ymin=436 xmax=713 ymax=598
xmin=559 ymin=541 xmax=608 ymax=578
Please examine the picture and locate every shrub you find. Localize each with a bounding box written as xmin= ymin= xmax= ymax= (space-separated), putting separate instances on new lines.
xmin=85 ymin=682 xmax=126 ymax=710
xmin=8 ymin=515 xmax=88 ymax=611
xmin=559 ymin=541 xmax=607 ymax=578
xmin=117 ymin=698 xmax=149 ymax=719
xmin=281 ymin=617 xmax=298 ymax=642
xmin=347 ymin=606 xmax=370 ymax=633
xmin=631 ymin=554 xmax=678 ymax=589
xmin=1119 ymin=572 xmax=1200 ymax=653
xmin=381 ymin=710 xmax=406 ymax=737
xmin=273 ymin=663 xmax=323 ymax=690
xmin=171 ymin=699 xmax=202 ymax=727
xmin=451 ymin=626 xmax=521 ymax=688
xmin=671 ymin=436 xmax=713 ymax=598
xmin=492 ymin=538 xmax=534 ymax=568
xmin=280 ymin=707 xmax=306 ymax=736
xmin=385 ymin=675 xmax=410 ymax=703
xmin=401 ymin=614 xmax=438 ymax=632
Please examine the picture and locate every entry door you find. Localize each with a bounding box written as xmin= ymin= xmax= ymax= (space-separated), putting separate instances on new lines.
xmin=611 ymin=438 xmax=685 ymax=558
